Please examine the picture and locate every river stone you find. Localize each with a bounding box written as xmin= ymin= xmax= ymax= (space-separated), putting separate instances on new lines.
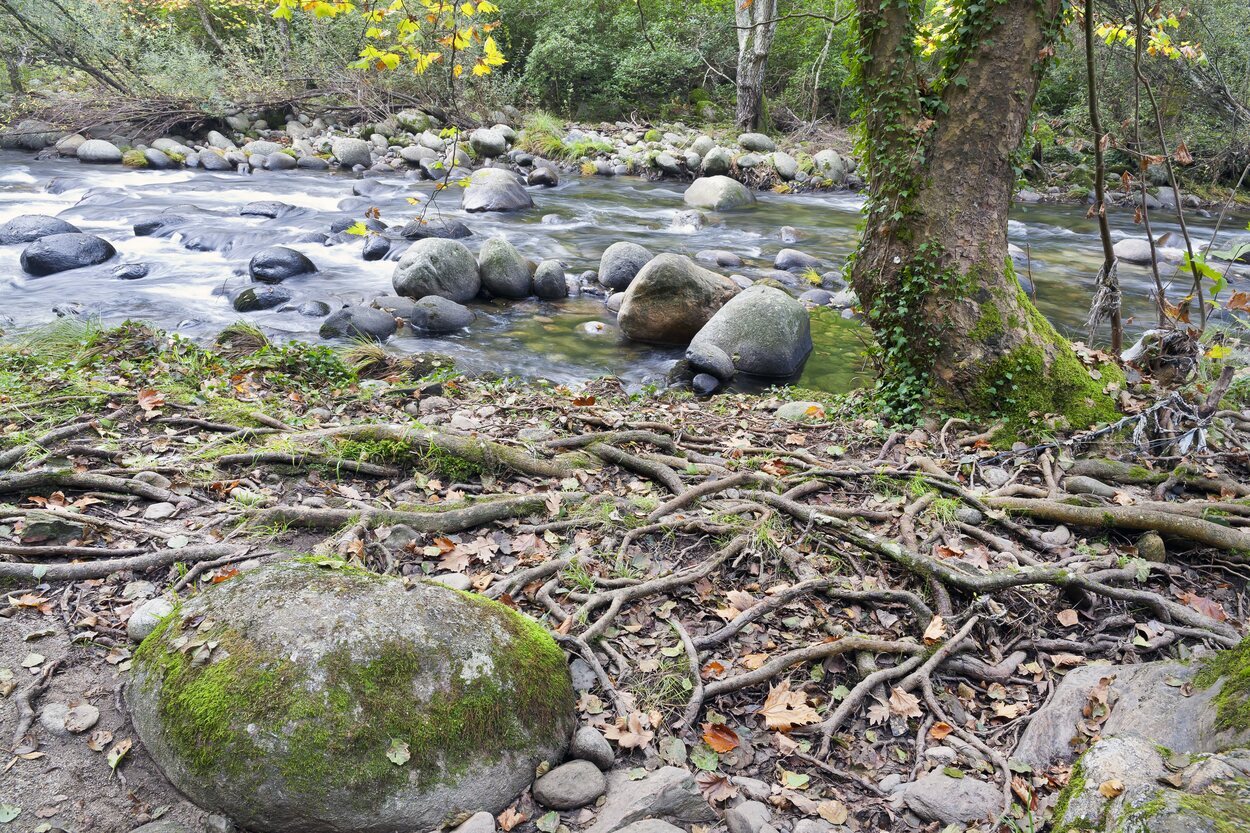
xmin=775 ymin=249 xmax=821 ymax=271
xmin=689 ymin=285 xmax=812 ymax=378
xmin=298 ymin=156 xmax=329 ymax=171
xmin=686 ymin=342 xmax=736 ymax=382
xmin=405 ymin=296 xmax=476 ymax=334
xmin=113 ymin=263 xmax=150 ymax=280
xmin=684 ymin=176 xmax=756 ymax=211
xmin=812 ymin=150 xmax=847 ymax=184
xmin=393 ymin=238 xmax=481 ymax=303
xmin=702 ymin=147 xmax=732 ymax=176
xmin=332 ymin=137 xmax=373 ymax=168
xmin=130 ymin=822 xmax=198 ymax=833
xmin=532 ymin=260 xmax=569 ymax=299
xmin=462 ymin=168 xmax=534 ymax=213
xmin=243 ymin=140 xmax=283 ymax=157
xmin=399 ymin=218 xmax=473 ymax=240
xmin=528 ymin=167 xmax=559 ymax=187
xmin=153 ymin=138 xmax=194 ymax=157
xmin=585 ymin=766 xmax=717 ymax=833
xmin=770 ymin=152 xmax=798 ymax=181
xmin=55 ymin=133 xmax=86 ymax=155
xmin=267 ymin=152 xmax=297 ymax=171
xmin=125 ymin=559 xmax=575 ymax=833
xmin=617 ymin=254 xmax=739 ymax=345
xmin=241 ymin=201 xmax=296 ymax=219
xmin=1 ymin=119 xmax=59 ymax=150
xmin=738 ymin=132 xmax=776 ymax=153
xmin=470 ymin=128 xmax=508 ymax=158
xmin=1014 ymin=655 xmax=1250 ymax=770
xmin=451 ymin=811 xmax=496 ymax=833
xmin=725 ymin=801 xmax=772 ymax=833
xmin=599 ymin=242 xmax=655 ymax=291
xmin=0 ymin=215 xmax=81 ymax=245
xmin=206 ymin=130 xmax=236 ymax=150
xmin=20 ymin=233 xmax=117 ymax=276
xmin=128 ymin=596 xmax=175 ymax=642
xmin=76 ymin=139 xmax=123 ymax=164
xmin=230 ymin=285 xmax=292 ymax=311
xmin=320 ymin=306 xmax=398 ymax=342
xmin=568 ymin=726 xmax=613 ymax=770
xmin=142 ymin=148 xmax=176 ymax=169
xmin=902 ymin=771 xmax=1000 ymax=824
xmin=532 ymin=759 xmax=607 ymax=810
xmin=478 ymin=236 xmax=532 ymax=299
xmin=363 ymin=235 xmax=391 ymax=261
xmin=654 ymin=153 xmax=682 ymax=176
xmin=249 ymin=247 xmax=316 ymax=283
xmin=692 ymin=373 xmax=720 ymax=395
xmin=200 ymin=150 xmax=234 ymax=171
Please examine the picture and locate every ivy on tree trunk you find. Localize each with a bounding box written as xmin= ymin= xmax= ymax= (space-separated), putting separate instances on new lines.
xmin=849 ymin=0 xmax=1122 ymax=434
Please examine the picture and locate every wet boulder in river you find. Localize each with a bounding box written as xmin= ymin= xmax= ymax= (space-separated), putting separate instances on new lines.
xmin=392 ymin=238 xmax=482 ymax=303
xmin=404 ymin=296 xmax=476 ymax=334
xmin=527 ymin=167 xmax=558 ymax=187
xmin=76 ymin=139 xmax=123 ymax=164
xmin=0 ymin=215 xmax=81 ymax=245
xmin=598 ymin=242 xmax=655 ymax=291
xmin=683 ymin=176 xmax=755 ymax=211
xmin=20 ymin=233 xmax=117 ymax=276
xmin=470 ymin=128 xmax=508 ymax=158
xmin=124 ymin=559 xmax=575 ymax=833
xmin=319 ymin=306 xmax=397 ymax=342
xmin=618 ymin=254 xmax=739 ymax=345
xmin=241 ymin=201 xmax=297 ymax=219
xmin=689 ymin=285 xmax=812 ymax=378
xmin=199 ymin=150 xmax=233 ymax=171
xmin=478 ymin=236 xmax=533 ymax=299
xmin=331 ymin=137 xmax=373 ymax=168
xmin=249 ymin=247 xmax=316 ymax=283
xmin=462 ymin=168 xmax=534 ymax=213
xmin=229 ymin=285 xmax=292 ymax=312
xmin=774 ymin=249 xmax=821 ymax=271
xmin=532 ymin=260 xmax=569 ymax=300
xmin=398 ymin=218 xmax=472 ymax=240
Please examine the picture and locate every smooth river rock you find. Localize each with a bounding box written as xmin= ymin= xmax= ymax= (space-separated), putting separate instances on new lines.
xmin=683 ymin=176 xmax=756 ymax=211
xmin=0 ymin=214 xmax=81 ymax=245
xmin=392 ymin=238 xmax=481 ymax=303
xmin=20 ymin=233 xmax=117 ymax=276
xmin=617 ymin=254 xmax=738 ymax=345
xmin=462 ymin=168 xmax=534 ymax=213
xmin=688 ymin=285 xmax=812 ymax=377
xmin=599 ymin=242 xmax=654 ymax=291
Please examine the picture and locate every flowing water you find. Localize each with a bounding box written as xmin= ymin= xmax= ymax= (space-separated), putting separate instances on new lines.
xmin=2 ymin=150 xmax=1247 ymax=391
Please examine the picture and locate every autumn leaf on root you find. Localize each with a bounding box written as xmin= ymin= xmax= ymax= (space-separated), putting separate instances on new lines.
xmin=701 ymin=723 xmax=739 ymax=753
xmin=888 ymin=687 xmax=923 ymax=719
xmin=758 ymin=680 xmax=820 ymax=731
xmin=604 ymin=711 xmax=655 ymax=749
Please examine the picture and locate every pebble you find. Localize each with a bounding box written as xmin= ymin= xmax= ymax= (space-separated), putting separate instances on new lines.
xmin=128 ymin=596 xmax=175 ymax=641
xmin=692 ymin=373 xmax=720 ymax=396
xmin=133 ymin=471 xmax=173 ymax=491
xmin=877 ymin=773 xmax=903 ymax=792
xmin=569 ymin=657 xmax=596 ymax=691
xmin=730 ymin=776 xmax=771 ymax=801
xmin=954 ymin=507 xmax=984 ymax=525
xmin=1040 ymin=525 xmax=1071 ymax=546
xmin=569 ymin=726 xmax=614 ymax=770
xmin=451 ymin=811 xmax=496 ymax=833
xmin=38 ymin=701 xmax=99 ymax=735
xmin=725 ymin=800 xmax=772 ymax=833
xmin=792 ymin=821 xmax=832 ymax=833
xmin=144 ymin=501 xmax=177 ymax=520
xmin=532 ymin=759 xmax=607 ymax=810
xmin=1137 ymin=531 xmax=1167 ymax=563
xmin=981 ymin=467 xmax=1011 ymax=488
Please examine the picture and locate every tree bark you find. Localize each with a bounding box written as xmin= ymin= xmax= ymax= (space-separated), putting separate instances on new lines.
xmin=849 ymin=0 xmax=1120 ymax=430
xmin=4 ymin=54 xmax=22 ymax=95
xmin=735 ymin=0 xmax=778 ymax=131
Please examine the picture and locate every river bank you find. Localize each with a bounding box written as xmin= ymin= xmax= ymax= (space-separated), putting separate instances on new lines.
xmin=1 ymin=322 xmax=1249 ymax=833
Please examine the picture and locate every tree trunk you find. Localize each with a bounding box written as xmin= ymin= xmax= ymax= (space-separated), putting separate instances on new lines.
xmin=735 ymin=0 xmax=778 ymax=131
xmin=4 ymin=54 xmax=22 ymax=95
xmin=849 ymin=0 xmax=1120 ymax=432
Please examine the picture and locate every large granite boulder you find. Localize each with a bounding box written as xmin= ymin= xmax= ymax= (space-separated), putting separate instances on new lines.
xmin=331 ymin=137 xmax=373 ymax=168
xmin=126 ymin=559 xmax=576 ymax=833
xmin=683 ymin=176 xmax=755 ymax=211
xmin=462 ymin=168 xmax=533 ymax=213
xmin=688 ymin=285 xmax=812 ymax=377
xmin=392 ymin=238 xmax=481 ymax=303
xmin=617 ymin=255 xmax=738 ymax=345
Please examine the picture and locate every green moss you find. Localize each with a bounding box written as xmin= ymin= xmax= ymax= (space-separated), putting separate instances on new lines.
xmin=1175 ymin=789 xmax=1250 ymax=832
xmin=969 ymin=301 xmax=1006 ymax=341
xmin=122 ymin=149 xmax=148 ymax=168
xmin=1051 ymin=752 xmax=1090 ymax=832
xmin=644 ymin=129 xmax=663 ymax=142
xmin=132 ymin=566 xmax=572 ymax=815
xmin=1195 ymin=638 xmax=1250 ymax=732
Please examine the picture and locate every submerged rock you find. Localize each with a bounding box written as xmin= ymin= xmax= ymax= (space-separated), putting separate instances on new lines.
xmin=617 ymin=254 xmax=738 ymax=345
xmin=229 ymin=285 xmax=292 ymax=312
xmin=404 ymin=296 xmax=476 ymax=334
xmin=20 ymin=233 xmax=116 ymax=276
xmin=125 ymin=559 xmax=575 ymax=833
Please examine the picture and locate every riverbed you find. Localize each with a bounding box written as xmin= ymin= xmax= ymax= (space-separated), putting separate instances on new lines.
xmin=2 ymin=151 xmax=1247 ymax=392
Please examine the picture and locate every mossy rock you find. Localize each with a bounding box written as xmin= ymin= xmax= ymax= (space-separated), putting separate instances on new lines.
xmin=125 ymin=558 xmax=575 ymax=833
xmin=122 ymin=149 xmax=149 ymax=168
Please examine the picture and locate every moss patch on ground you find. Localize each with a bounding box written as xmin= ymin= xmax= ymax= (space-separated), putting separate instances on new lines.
xmin=1195 ymin=637 xmax=1250 ymax=733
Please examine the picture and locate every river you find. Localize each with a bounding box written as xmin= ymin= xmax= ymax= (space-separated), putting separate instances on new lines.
xmin=2 ymin=151 xmax=1247 ymax=392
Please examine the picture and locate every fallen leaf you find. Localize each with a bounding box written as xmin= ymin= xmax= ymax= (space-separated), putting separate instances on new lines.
xmin=1098 ymin=779 xmax=1124 ymax=798
xmin=1177 ymin=591 xmax=1228 ymax=622
xmin=107 ymin=738 xmax=132 ymax=772
xmin=1057 ymin=609 xmax=1080 ymax=627
xmin=758 ymin=681 xmax=821 ymax=731
xmin=603 ymin=711 xmax=655 ymax=749
xmin=929 ymin=721 xmax=953 ymax=740
xmin=922 ymin=615 xmax=947 ymax=644
xmin=817 ymin=800 xmax=849 ymax=824
xmin=86 ymin=729 xmax=113 ymax=751
xmin=701 ymin=723 xmax=739 ymax=753
xmin=497 ymin=807 xmax=526 ymax=832
xmin=386 ymin=738 xmax=410 ymax=765
xmin=888 ymin=687 xmax=923 ymax=719
xmin=0 ymin=805 xmax=20 ymax=824
xmin=695 ymin=771 xmax=738 ymax=803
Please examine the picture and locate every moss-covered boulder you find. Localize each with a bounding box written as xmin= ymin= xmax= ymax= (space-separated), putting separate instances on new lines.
xmin=126 ymin=559 xmax=575 ymax=833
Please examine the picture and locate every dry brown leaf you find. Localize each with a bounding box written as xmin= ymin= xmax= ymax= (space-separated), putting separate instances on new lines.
xmin=695 ymin=771 xmax=739 ymax=803
xmin=1057 ymin=608 xmax=1080 ymax=627
xmin=1098 ymin=779 xmax=1125 ymax=798
xmin=929 ymin=721 xmax=953 ymax=740
xmin=758 ymin=681 xmax=821 ymax=731
xmin=603 ymin=711 xmax=655 ymax=749
xmin=702 ymin=722 xmax=740 ymax=753
xmin=922 ymin=614 xmax=947 ymax=644
xmin=497 ymin=807 xmax=526 ymax=831
xmin=817 ymin=800 xmax=849 ymax=825
xmin=888 ymin=687 xmax=923 ymax=719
